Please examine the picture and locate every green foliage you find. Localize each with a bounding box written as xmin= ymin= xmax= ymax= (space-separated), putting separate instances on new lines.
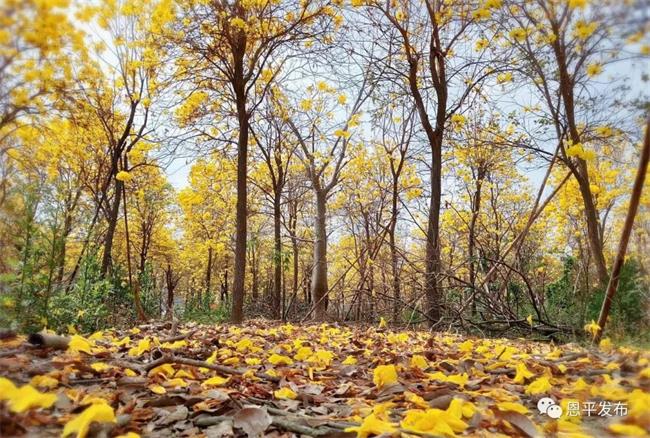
xmin=139 ymin=264 xmax=162 ymax=319
xmin=586 ymin=258 xmax=647 ymax=338
xmin=544 ymin=256 xmax=584 ymax=328
xmin=182 ymin=289 xmax=230 ymax=324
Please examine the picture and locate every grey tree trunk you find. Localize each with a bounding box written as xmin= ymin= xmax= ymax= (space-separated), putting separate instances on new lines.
xmin=311 ymin=190 xmax=329 ymax=320
xmin=272 ymin=196 xmax=282 ymax=318
xmin=101 ymin=179 xmax=123 ymax=275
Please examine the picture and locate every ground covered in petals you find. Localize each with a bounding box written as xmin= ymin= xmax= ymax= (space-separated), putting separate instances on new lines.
xmin=1 ymin=321 xmax=649 ymax=437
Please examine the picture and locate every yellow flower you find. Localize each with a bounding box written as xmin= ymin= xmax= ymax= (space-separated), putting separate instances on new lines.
xmin=525 ymin=376 xmax=552 ymax=395
xmin=405 ymin=391 xmax=430 ymax=409
xmin=475 ymin=38 xmax=489 ymax=51
xmin=268 ymin=353 xmax=294 ymax=366
xmin=294 ymin=346 xmax=313 ymax=361
xmin=608 ymin=423 xmax=647 ymax=436
xmin=595 ymin=126 xmax=613 ymax=137
xmin=0 ymin=379 xmax=57 ymax=413
xmin=451 ymin=113 xmax=466 ymax=125
xmin=148 ymin=363 xmax=175 ymax=377
xmin=568 ymin=0 xmax=587 ymax=8
xmin=509 ymin=27 xmax=527 ymax=42
xmin=496 ymin=401 xmax=529 ymax=414
xmin=345 ymin=413 xmax=396 ymax=438
xmin=573 ymin=20 xmax=597 ymax=40
xmin=584 ymin=320 xmax=601 ymax=338
xmin=68 ymin=335 xmax=94 ymax=354
xmin=586 ymin=63 xmax=603 ymax=77
xmin=230 ymin=17 xmax=247 ymax=30
xmin=395 ymin=10 xmax=406 ymax=21
xmin=497 ymin=72 xmax=513 ymax=83
xmin=484 ymin=0 xmax=502 ymax=8
xmin=115 ymin=171 xmax=132 ymax=182
xmin=299 ymin=98 xmax=313 ymax=111
xmin=373 ymin=364 xmax=398 ymax=388
xmin=337 ymin=94 xmax=347 ymax=104
xmin=128 ymin=338 xmax=151 ymax=356
xmin=274 ymin=387 xmax=298 ymax=400
xmin=235 ymin=338 xmax=254 ymax=352
xmin=30 ymin=375 xmax=59 ymax=389
xmin=62 ymin=402 xmax=116 ymax=438
xmin=307 ymin=349 xmax=335 ymax=367
xmin=260 ymin=69 xmax=273 ymax=82
xmin=334 ymin=129 xmax=351 ymax=139
xmin=401 ymin=407 xmax=468 ymax=436
xmin=202 ymin=375 xmax=229 ymax=387
xmin=410 ymin=355 xmax=429 ymax=370
xmin=472 ymin=8 xmax=491 ymax=20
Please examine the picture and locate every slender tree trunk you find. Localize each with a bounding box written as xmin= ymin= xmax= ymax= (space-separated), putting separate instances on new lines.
xmin=231 ymin=72 xmax=248 ymax=323
xmin=292 ymin=237 xmax=299 ymax=300
xmin=165 ymin=263 xmax=176 ymax=318
xmin=221 ymin=269 xmax=229 ymax=303
xmin=311 ymin=190 xmax=329 ymax=320
xmin=468 ymin=173 xmax=484 ymax=315
xmin=424 ymin=133 xmax=443 ymax=324
xmin=406 ymin=48 xmax=446 ymax=326
xmin=389 ymin=183 xmax=401 ymax=323
xmin=122 ymin=181 xmax=145 ymax=321
xmin=205 ymin=246 xmax=213 ymax=299
xmin=553 ymin=41 xmax=609 ymax=285
xmin=272 ymin=196 xmax=282 ymax=318
xmin=101 ymin=179 xmax=123 ymax=275
xmin=594 ymin=118 xmax=650 ymax=343
xmin=574 ymin=162 xmax=609 ymax=284
xmin=55 ymin=210 xmax=73 ymax=285
xmin=251 ymin=240 xmax=259 ymax=302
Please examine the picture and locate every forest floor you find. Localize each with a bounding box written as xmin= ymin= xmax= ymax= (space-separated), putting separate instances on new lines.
xmin=0 ymin=321 xmax=649 ymax=437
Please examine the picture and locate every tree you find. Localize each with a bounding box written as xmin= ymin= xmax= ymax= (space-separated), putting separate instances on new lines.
xmin=287 ymin=76 xmax=371 ymax=320
xmin=502 ymin=0 xmax=640 ymax=285
xmin=250 ymin=99 xmax=297 ymax=318
xmin=170 ymin=0 xmax=334 ymax=322
xmin=355 ymin=0 xmax=509 ymax=324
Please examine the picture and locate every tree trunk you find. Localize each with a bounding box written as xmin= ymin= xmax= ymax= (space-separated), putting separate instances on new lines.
xmin=389 ymin=183 xmax=401 ymax=323
xmin=292 ymin=237 xmax=299 ymax=301
xmin=231 ymin=69 xmax=248 ymax=323
xmin=205 ymin=246 xmax=213 ymax=299
xmin=553 ymin=39 xmax=609 ymax=285
xmin=101 ymin=179 xmax=123 ymax=275
xmin=221 ymin=269 xmax=228 ymax=303
xmin=468 ymin=173 xmax=484 ymax=315
xmin=424 ymin=134 xmax=443 ymax=324
xmin=251 ymin=240 xmax=259 ymax=302
xmin=272 ymin=196 xmax=282 ymax=318
xmin=311 ymin=190 xmax=329 ymax=320
xmin=55 ymin=208 xmax=74 ymax=285
xmin=165 ymin=263 xmax=175 ymax=318
xmin=574 ymin=162 xmax=609 ymax=284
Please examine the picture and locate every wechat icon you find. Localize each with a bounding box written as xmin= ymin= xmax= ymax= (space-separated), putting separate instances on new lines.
xmin=537 ymin=397 xmax=563 ymax=419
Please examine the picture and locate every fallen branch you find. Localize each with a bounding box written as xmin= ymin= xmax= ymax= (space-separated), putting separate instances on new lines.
xmin=194 ymin=414 xmax=342 ymax=436
xmin=27 ymin=332 xmax=70 ymax=350
xmin=159 ymin=330 xmax=196 ymax=344
xmin=142 ymin=354 xmax=280 ymax=383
